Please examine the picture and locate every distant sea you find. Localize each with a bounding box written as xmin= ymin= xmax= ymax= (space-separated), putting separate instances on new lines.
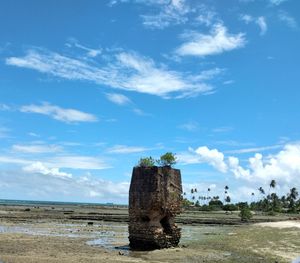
xmin=0 ymin=199 xmax=127 ymax=207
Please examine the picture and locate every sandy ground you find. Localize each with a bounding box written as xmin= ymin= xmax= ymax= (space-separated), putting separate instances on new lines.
xmin=256 ymin=220 xmax=300 ymax=229
xmin=1 ymin=204 xmax=300 ymax=262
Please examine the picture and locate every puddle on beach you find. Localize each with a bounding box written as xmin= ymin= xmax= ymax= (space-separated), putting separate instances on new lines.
xmin=0 ymin=222 xmax=234 ymax=253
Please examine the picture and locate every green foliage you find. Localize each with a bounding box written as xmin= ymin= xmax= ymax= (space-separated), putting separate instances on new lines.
xmin=158 ymin=152 xmax=177 ymax=167
xmin=138 ymin=156 xmax=156 ymax=167
xmin=239 ymin=204 xmax=253 ymax=222
xmin=182 ymin=198 xmax=194 ymax=208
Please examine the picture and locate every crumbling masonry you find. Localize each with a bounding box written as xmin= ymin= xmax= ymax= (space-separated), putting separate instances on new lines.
xmin=128 ymin=166 xmax=182 ymax=250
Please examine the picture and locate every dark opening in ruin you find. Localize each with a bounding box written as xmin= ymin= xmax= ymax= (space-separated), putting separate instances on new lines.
xmin=160 ymin=216 xmax=172 ymax=234
xmin=141 ymin=216 xmax=150 ymax=222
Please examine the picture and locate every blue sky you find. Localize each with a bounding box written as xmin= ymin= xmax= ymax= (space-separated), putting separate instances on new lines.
xmin=0 ymin=0 xmax=300 ymax=204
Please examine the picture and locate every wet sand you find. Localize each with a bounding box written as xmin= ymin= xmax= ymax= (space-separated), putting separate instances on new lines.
xmin=1 ymin=204 xmax=300 ymax=262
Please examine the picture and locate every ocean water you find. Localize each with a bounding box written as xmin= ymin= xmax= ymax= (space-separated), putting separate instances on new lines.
xmin=0 ymin=198 xmax=126 ymax=207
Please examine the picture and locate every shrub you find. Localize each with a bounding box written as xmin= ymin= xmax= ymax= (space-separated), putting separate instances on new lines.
xmin=138 ymin=157 xmax=156 ymax=167
xmin=239 ymin=205 xmax=253 ymax=222
xmin=158 ymin=152 xmax=177 ymax=167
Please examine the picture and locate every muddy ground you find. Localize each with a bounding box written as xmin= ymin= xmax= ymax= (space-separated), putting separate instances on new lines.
xmin=0 ymin=204 xmax=300 ymax=263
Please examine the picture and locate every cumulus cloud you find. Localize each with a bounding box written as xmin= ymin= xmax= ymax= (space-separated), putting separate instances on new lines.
xmin=6 ymin=49 xmax=216 ymax=98
xmin=176 ymin=24 xmax=246 ymax=57
xmin=20 ymin=102 xmax=98 ymax=123
xmin=181 ymin=143 xmax=300 ymax=186
xmin=23 ymin=162 xmax=72 ymax=178
xmin=178 ymin=146 xmax=228 ymax=173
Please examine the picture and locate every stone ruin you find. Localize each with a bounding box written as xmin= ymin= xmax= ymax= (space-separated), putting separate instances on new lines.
xmin=128 ymin=166 xmax=182 ymax=250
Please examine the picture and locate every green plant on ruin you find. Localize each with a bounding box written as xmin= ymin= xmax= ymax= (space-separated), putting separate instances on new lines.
xmin=158 ymin=152 xmax=177 ymax=167
xmin=138 ymin=156 xmax=156 ymax=167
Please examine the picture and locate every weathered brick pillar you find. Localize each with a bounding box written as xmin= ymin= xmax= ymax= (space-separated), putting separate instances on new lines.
xmin=128 ymin=166 xmax=182 ymax=250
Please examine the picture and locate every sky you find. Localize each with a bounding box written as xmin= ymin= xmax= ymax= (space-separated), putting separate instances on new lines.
xmin=0 ymin=0 xmax=300 ymax=204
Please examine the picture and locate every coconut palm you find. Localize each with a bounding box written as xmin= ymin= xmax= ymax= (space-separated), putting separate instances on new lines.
xmin=269 ymin=180 xmax=276 ymax=195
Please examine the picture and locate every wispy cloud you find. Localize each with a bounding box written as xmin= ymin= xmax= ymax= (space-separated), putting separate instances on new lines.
xmin=178 ymin=121 xmax=199 ymax=132
xmin=66 ymin=39 xmax=102 ymax=58
xmin=141 ymin=0 xmax=192 ymax=29
xmin=47 ymin=155 xmax=111 ymax=170
xmin=0 ymin=169 xmax=129 ymax=203
xmin=175 ymin=24 xmax=246 ymax=57
xmin=20 ymin=102 xmax=98 ymax=123
xmin=105 ymin=93 xmax=132 ymax=106
xmin=212 ymin=126 xmax=233 ymax=133
xmin=0 ymin=153 xmax=111 ymax=170
xmin=224 ymin=145 xmax=282 ymax=154
xmin=107 ymin=144 xmax=149 ymax=154
xmin=0 ymin=103 xmax=11 ymax=111
xmin=6 ymin=49 xmax=217 ymax=98
xmin=0 ymin=127 xmax=10 ymax=138
xmin=269 ymin=0 xmax=288 ymax=6
xmin=12 ymin=143 xmax=63 ymax=154
xmin=240 ymin=14 xmax=268 ymax=35
xmin=278 ymin=10 xmax=298 ymax=29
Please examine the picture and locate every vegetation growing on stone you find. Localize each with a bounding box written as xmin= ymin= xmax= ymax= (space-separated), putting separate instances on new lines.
xmin=158 ymin=152 xmax=177 ymax=167
xmin=137 ymin=152 xmax=177 ymax=168
xmin=138 ymin=157 xmax=156 ymax=167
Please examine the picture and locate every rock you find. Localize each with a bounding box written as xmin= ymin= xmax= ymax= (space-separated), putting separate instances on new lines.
xmin=128 ymin=166 xmax=182 ymax=250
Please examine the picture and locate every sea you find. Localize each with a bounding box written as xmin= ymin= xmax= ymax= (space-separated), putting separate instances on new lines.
xmin=0 ymin=199 xmax=127 ymax=207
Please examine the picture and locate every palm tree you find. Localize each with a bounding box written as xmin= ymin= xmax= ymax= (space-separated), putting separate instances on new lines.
xmin=207 ymin=188 xmax=211 ymax=205
xmin=288 ymin=187 xmax=298 ymax=212
xmin=258 ymin=187 xmax=265 ymax=195
xmin=269 ymin=180 xmax=276 ymax=195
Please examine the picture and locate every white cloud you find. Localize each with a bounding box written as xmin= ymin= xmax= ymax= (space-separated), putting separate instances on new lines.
xmin=6 ymin=49 xmax=216 ymax=98
xmin=178 ymin=121 xmax=199 ymax=131
xmin=12 ymin=144 xmax=63 ymax=154
xmin=23 ymin=162 xmax=72 ymax=178
xmin=0 ymin=104 xmax=11 ymax=111
xmin=195 ymin=10 xmax=217 ymax=26
xmin=212 ymin=126 xmax=233 ymax=133
xmin=240 ymin=15 xmax=267 ymax=35
xmin=178 ymin=146 xmax=228 ymax=173
xmin=225 ymin=145 xmax=281 ymax=154
xmin=0 ymin=127 xmax=10 ymax=138
xmin=141 ymin=0 xmax=192 ymax=29
xmin=67 ymin=40 xmax=102 ymax=58
xmin=107 ymin=145 xmax=149 ymax=154
xmin=194 ymin=146 xmax=228 ymax=173
xmin=0 ymin=156 xmax=30 ymax=165
xmin=47 ymin=155 xmax=111 ymax=170
xmin=0 ymin=169 xmax=129 ymax=203
xmin=278 ymin=10 xmax=298 ymax=29
xmin=20 ymin=102 xmax=98 ymax=123
xmin=256 ymin=17 xmax=268 ymax=35
xmin=176 ymin=24 xmax=246 ymax=57
xmin=269 ymin=0 xmax=288 ymax=5
xmin=105 ymin=93 xmax=131 ymax=105
xmin=182 ymin=143 xmax=300 ymax=186
xmin=0 ymin=154 xmax=111 ymax=170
